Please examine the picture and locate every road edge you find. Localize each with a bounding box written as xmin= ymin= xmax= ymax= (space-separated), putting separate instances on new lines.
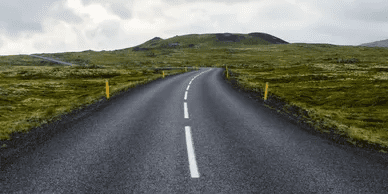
xmin=0 ymin=71 xmax=189 ymax=170
xmin=221 ymin=68 xmax=388 ymax=159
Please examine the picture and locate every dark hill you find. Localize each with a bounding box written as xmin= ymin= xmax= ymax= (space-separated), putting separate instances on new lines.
xmin=248 ymin=32 xmax=288 ymax=44
xmin=150 ymin=37 xmax=162 ymax=41
xmin=359 ymin=39 xmax=388 ymax=48
xmin=132 ymin=32 xmax=288 ymax=51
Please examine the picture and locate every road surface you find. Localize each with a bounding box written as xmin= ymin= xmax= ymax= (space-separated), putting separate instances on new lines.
xmin=29 ymin=54 xmax=75 ymax=66
xmin=1 ymin=68 xmax=388 ymax=193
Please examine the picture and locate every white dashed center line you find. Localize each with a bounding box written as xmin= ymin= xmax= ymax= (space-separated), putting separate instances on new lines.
xmin=184 ymin=102 xmax=189 ymax=118
xmin=185 ymin=126 xmax=200 ymax=178
xmin=182 ymin=68 xmax=211 ymax=178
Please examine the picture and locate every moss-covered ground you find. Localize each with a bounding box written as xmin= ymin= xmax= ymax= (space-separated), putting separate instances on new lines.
xmin=0 ymin=34 xmax=387 ymax=153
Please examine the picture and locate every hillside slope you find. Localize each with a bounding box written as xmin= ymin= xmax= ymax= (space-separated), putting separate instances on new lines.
xmin=132 ymin=32 xmax=288 ymax=51
xmin=359 ymin=39 xmax=388 ymax=48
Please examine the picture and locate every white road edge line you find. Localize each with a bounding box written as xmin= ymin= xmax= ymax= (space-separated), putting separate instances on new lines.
xmin=184 ymin=91 xmax=188 ymax=100
xmin=186 ymin=85 xmax=190 ymax=91
xmin=184 ymin=102 xmax=189 ymax=118
xmin=185 ymin=126 xmax=200 ymax=178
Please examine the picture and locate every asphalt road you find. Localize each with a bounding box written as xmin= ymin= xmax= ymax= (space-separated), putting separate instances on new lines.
xmin=29 ymin=54 xmax=75 ymax=66
xmin=1 ymin=68 xmax=388 ymax=193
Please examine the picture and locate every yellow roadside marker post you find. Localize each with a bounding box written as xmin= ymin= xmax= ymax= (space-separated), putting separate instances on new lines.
xmin=185 ymin=67 xmax=187 ymax=72
xmin=106 ymin=80 xmax=109 ymax=99
xmin=163 ymin=71 xmax=165 ymax=78
xmin=264 ymin=82 xmax=269 ymax=101
xmin=226 ymin=65 xmax=229 ymax=79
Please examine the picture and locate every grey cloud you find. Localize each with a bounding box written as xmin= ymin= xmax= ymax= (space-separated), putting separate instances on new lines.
xmin=33 ymin=41 xmax=47 ymax=50
xmin=209 ymin=14 xmax=243 ymax=29
xmin=162 ymin=0 xmax=259 ymax=5
xmin=0 ymin=0 xmax=83 ymax=37
xmin=86 ymin=20 xmax=121 ymax=40
xmin=108 ymin=3 xmax=132 ymax=19
xmin=100 ymin=20 xmax=120 ymax=38
xmin=81 ymin=0 xmax=133 ymax=19
xmin=48 ymin=2 xmax=84 ymax=24
xmin=1 ymin=19 xmax=42 ymax=36
xmin=299 ymin=0 xmax=388 ymax=23
xmin=33 ymin=40 xmax=67 ymax=52
xmin=85 ymin=29 xmax=97 ymax=40
xmin=50 ymin=41 xmax=67 ymax=52
xmin=163 ymin=29 xmax=181 ymax=35
xmin=186 ymin=25 xmax=207 ymax=34
xmin=33 ymin=27 xmax=88 ymax=51
xmin=75 ymin=29 xmax=88 ymax=49
xmin=341 ymin=2 xmax=388 ymax=22
xmin=305 ymin=19 xmax=388 ymax=45
xmin=257 ymin=3 xmax=307 ymax=21
xmin=0 ymin=0 xmax=61 ymax=37
xmin=164 ymin=14 xmax=247 ymax=36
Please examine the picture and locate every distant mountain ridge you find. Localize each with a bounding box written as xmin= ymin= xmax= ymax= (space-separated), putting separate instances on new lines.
xmin=359 ymin=39 xmax=388 ymax=48
xmin=132 ymin=32 xmax=288 ymax=51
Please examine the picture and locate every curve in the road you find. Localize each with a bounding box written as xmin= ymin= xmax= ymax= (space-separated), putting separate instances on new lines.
xmin=183 ymin=69 xmax=212 ymax=178
xmin=1 ymin=68 xmax=388 ymax=193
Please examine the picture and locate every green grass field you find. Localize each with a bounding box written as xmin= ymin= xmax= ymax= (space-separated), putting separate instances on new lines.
xmin=223 ymin=43 xmax=388 ymax=152
xmin=0 ymin=53 xmax=197 ymax=143
xmin=1 ymin=33 xmax=387 ymax=152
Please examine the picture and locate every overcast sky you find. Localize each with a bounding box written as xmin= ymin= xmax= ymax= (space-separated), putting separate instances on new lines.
xmin=0 ymin=0 xmax=387 ymax=55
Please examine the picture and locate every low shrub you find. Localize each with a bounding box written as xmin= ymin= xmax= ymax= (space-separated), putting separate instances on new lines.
xmin=337 ymin=58 xmax=359 ymax=63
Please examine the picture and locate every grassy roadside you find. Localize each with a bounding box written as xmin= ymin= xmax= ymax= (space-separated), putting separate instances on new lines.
xmin=0 ymin=55 xmax=197 ymax=144
xmin=1 ymin=33 xmax=387 ymax=153
xmin=221 ymin=44 xmax=388 ymax=153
